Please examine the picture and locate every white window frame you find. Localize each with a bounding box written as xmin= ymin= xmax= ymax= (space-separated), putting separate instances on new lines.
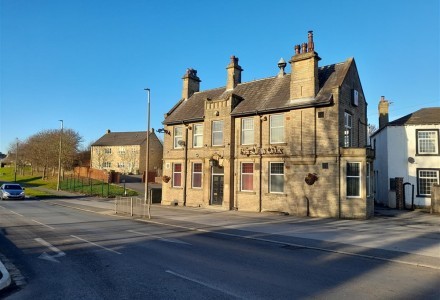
xmin=344 ymin=112 xmax=353 ymax=147
xmin=103 ymin=162 xmax=111 ymax=168
xmin=172 ymin=163 xmax=182 ymax=188
xmin=270 ymin=114 xmax=284 ymax=144
xmin=240 ymin=162 xmax=254 ymax=192
xmin=346 ymin=162 xmax=361 ymax=198
xmin=417 ymin=169 xmax=439 ymax=196
xmin=269 ymin=162 xmax=284 ymax=193
xmin=212 ymin=120 xmax=224 ymax=146
xmin=118 ymin=147 xmax=126 ymax=155
xmin=241 ymin=118 xmax=254 ymax=145
xmin=192 ymin=162 xmax=203 ymax=188
xmin=174 ymin=126 xmax=184 ymax=149
xmin=193 ymin=124 xmax=204 ymax=148
xmin=417 ymin=130 xmax=439 ymax=155
xmin=104 ymin=148 xmax=112 ymax=154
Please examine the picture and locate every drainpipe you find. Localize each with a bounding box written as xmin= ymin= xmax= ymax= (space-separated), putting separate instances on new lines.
xmin=183 ymin=125 xmax=189 ymax=206
xmin=258 ymin=114 xmax=263 ymax=212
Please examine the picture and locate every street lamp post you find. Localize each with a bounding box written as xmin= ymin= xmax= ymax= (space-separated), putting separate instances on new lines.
xmin=14 ymin=138 xmax=18 ymax=182
xmin=57 ymin=120 xmax=63 ymax=191
xmin=144 ymin=88 xmax=151 ymax=219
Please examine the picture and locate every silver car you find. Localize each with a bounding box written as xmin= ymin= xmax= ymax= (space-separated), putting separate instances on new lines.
xmin=0 ymin=183 xmax=26 ymax=200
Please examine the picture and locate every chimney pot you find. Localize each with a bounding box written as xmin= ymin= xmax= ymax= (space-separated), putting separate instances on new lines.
xmin=307 ymin=31 xmax=314 ymax=52
xmin=378 ymin=96 xmax=390 ymax=129
xmin=226 ymin=55 xmax=243 ymax=90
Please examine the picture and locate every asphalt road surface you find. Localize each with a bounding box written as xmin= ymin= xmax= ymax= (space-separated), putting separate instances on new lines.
xmin=0 ymin=199 xmax=439 ymax=299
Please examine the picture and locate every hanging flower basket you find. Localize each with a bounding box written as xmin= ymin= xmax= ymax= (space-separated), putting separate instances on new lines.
xmin=162 ymin=175 xmax=171 ymax=183
xmin=305 ymin=173 xmax=318 ymax=185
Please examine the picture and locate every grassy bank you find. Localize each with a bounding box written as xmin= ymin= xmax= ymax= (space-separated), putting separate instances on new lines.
xmin=0 ymin=166 xmax=137 ymax=198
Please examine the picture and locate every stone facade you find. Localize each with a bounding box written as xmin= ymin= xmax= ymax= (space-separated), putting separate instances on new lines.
xmin=91 ymin=130 xmax=163 ymax=176
xmin=162 ymin=32 xmax=374 ymax=219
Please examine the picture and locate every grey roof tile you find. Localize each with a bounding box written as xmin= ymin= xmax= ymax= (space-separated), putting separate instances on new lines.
xmin=164 ymin=59 xmax=352 ymax=124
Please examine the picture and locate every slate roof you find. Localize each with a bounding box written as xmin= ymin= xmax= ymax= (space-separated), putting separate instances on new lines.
xmin=92 ymin=131 xmax=149 ymax=146
xmin=163 ymin=58 xmax=353 ymax=125
xmin=388 ymin=107 xmax=440 ymax=126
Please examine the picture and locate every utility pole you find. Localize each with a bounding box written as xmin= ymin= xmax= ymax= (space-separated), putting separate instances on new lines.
xmin=14 ymin=138 xmax=18 ymax=182
xmin=57 ymin=120 xmax=63 ymax=191
xmin=144 ymin=88 xmax=151 ymax=219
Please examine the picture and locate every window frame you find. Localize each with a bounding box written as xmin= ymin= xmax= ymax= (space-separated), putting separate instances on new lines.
xmin=270 ymin=114 xmax=284 ymax=144
xmin=416 ymin=168 xmax=439 ymax=196
xmin=172 ymin=163 xmax=182 ymax=188
xmin=192 ymin=162 xmax=203 ymax=189
xmin=269 ymin=162 xmax=284 ymax=193
xmin=174 ymin=126 xmax=184 ymax=149
xmin=212 ymin=120 xmax=224 ymax=146
xmin=240 ymin=162 xmax=254 ymax=192
xmin=344 ymin=112 xmax=353 ymax=147
xmin=193 ymin=124 xmax=204 ymax=148
xmin=346 ymin=162 xmax=361 ymax=198
xmin=416 ymin=129 xmax=439 ymax=156
xmin=241 ymin=118 xmax=254 ymax=145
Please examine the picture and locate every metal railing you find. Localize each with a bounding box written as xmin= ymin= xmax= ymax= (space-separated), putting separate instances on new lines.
xmin=115 ymin=196 xmax=147 ymax=218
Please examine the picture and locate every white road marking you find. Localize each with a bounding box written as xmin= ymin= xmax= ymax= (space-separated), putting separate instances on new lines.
xmin=35 ymin=238 xmax=66 ymax=263
xmin=128 ymin=229 xmax=191 ymax=245
xmin=166 ymin=270 xmax=242 ymax=299
xmin=8 ymin=210 xmax=24 ymax=217
xmin=32 ymin=219 xmax=55 ymax=230
xmin=70 ymin=235 xmax=122 ymax=255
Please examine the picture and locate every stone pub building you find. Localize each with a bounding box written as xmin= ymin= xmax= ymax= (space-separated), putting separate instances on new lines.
xmin=161 ymin=31 xmax=374 ymax=219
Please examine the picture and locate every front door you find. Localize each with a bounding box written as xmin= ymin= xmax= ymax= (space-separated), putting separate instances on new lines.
xmin=211 ymin=166 xmax=224 ymax=205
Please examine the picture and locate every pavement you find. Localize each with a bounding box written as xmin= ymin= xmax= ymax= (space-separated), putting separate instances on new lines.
xmin=1 ymin=188 xmax=439 ymax=292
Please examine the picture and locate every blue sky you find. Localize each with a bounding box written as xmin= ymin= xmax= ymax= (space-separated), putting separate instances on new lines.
xmin=1 ymin=0 xmax=439 ymax=154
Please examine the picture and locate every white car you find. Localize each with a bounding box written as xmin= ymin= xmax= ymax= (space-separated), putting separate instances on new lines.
xmin=0 ymin=183 xmax=26 ymax=200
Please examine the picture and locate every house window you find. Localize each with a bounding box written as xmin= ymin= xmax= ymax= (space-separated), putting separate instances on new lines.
xmin=417 ymin=130 xmax=439 ymax=155
xmin=347 ymin=162 xmax=361 ymax=197
xmin=241 ymin=163 xmax=254 ymax=191
xmin=344 ymin=112 xmax=353 ymax=147
xmin=103 ymin=162 xmax=111 ymax=168
xmin=174 ymin=127 xmax=183 ymax=149
xmin=270 ymin=114 xmax=284 ymax=144
xmin=212 ymin=120 xmax=224 ymax=146
xmin=269 ymin=162 xmax=284 ymax=193
xmin=173 ymin=163 xmax=182 ymax=187
xmin=118 ymin=147 xmax=126 ymax=155
xmin=117 ymin=162 xmax=125 ymax=168
xmin=104 ymin=148 xmax=112 ymax=154
xmin=417 ymin=169 xmax=439 ymax=196
xmin=193 ymin=124 xmax=203 ymax=148
xmin=192 ymin=163 xmax=202 ymax=188
xmin=241 ymin=118 xmax=254 ymax=145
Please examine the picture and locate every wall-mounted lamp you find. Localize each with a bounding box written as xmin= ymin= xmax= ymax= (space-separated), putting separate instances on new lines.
xmin=209 ymin=158 xmax=218 ymax=167
xmin=157 ymin=128 xmax=171 ymax=135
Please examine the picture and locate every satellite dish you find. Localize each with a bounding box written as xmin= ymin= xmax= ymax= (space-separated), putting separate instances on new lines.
xmin=408 ymin=157 xmax=415 ymax=164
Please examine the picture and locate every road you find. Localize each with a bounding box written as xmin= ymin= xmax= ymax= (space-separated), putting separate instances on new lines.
xmin=0 ymin=199 xmax=439 ymax=299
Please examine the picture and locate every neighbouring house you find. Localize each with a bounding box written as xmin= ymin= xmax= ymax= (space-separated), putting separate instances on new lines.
xmin=161 ymin=31 xmax=374 ymax=219
xmin=371 ymin=100 xmax=440 ymax=208
xmin=90 ymin=130 xmax=163 ymax=178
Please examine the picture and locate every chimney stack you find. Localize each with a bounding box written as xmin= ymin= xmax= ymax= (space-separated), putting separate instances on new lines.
xmin=182 ymin=68 xmax=201 ymax=100
xmin=226 ymin=55 xmax=243 ymax=90
xmin=289 ymin=31 xmax=321 ymax=100
xmin=378 ymin=96 xmax=389 ymax=129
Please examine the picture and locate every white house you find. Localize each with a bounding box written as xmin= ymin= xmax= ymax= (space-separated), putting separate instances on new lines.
xmin=371 ymin=97 xmax=440 ymax=208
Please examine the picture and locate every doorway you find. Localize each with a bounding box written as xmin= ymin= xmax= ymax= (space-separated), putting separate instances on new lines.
xmin=211 ymin=165 xmax=224 ymax=205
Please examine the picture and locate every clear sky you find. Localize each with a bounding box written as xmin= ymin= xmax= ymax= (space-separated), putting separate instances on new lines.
xmin=1 ymin=0 xmax=439 ymax=154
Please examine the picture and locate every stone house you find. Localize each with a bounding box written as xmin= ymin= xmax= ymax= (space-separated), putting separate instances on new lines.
xmin=91 ymin=130 xmax=163 ymax=177
xmin=371 ymin=101 xmax=440 ymax=208
xmin=162 ymin=31 xmax=374 ymax=219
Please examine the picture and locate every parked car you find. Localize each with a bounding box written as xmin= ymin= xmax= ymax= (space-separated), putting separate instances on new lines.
xmin=0 ymin=183 xmax=25 ymax=200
